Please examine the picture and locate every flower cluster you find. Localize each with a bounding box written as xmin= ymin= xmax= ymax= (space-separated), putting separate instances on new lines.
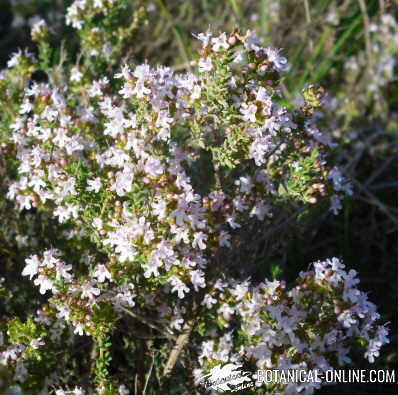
xmin=0 ymin=6 xmax=387 ymax=392
xmin=6 ymin=28 xmax=351 ymax=309
xmin=65 ymin=0 xmax=148 ymax=64
xmin=344 ymin=13 xmax=398 ymax=105
xmin=195 ymin=258 xmax=389 ymax=394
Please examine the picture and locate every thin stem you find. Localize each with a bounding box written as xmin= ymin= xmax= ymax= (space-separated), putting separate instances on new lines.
xmin=364 ymin=154 xmax=398 ymax=187
xmin=162 ymin=314 xmax=196 ymax=378
xmin=379 ymin=0 xmax=385 ymax=15
xmin=119 ymin=305 xmax=176 ymax=340
xmin=358 ymin=0 xmax=373 ymax=70
xmin=352 ymin=178 xmax=398 ymax=226
xmin=143 ymin=352 xmax=156 ymax=395
xmin=304 ymin=0 xmax=313 ymax=51
xmin=370 ymin=181 xmax=398 ymax=190
xmin=134 ymin=373 xmax=138 ymax=395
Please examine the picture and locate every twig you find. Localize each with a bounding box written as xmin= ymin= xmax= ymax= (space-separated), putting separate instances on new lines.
xmin=100 ymin=194 xmax=111 ymax=216
xmin=162 ymin=314 xmax=196 ymax=378
xmin=344 ymin=129 xmax=393 ymax=173
xmin=369 ymin=181 xmax=398 ymax=190
xmin=143 ymin=352 xmax=156 ymax=395
xmin=358 ymin=0 xmax=373 ymax=71
xmin=352 ymin=178 xmax=398 ymax=226
xmin=304 ymin=0 xmax=313 ymax=51
xmin=262 ymin=205 xmax=309 ymax=240
xmin=364 ymin=154 xmax=398 ymax=187
xmin=379 ymin=0 xmax=385 ymax=15
xmin=119 ymin=305 xmax=176 ymax=340
xmin=134 ymin=373 xmax=138 ymax=395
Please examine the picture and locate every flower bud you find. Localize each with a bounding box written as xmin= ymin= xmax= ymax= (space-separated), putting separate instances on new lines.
xmin=228 ymin=36 xmax=237 ymax=46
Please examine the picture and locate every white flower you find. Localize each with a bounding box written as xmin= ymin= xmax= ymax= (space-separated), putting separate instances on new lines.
xmin=190 ymin=270 xmax=206 ymax=291
xmin=151 ymin=199 xmax=167 ymax=219
xmin=144 ymin=259 xmax=162 ymax=278
xmin=31 ymin=19 xmax=47 ymax=36
xmin=22 ymin=255 xmax=41 ymax=279
xmin=233 ymin=197 xmax=248 ymax=212
xmin=144 ymin=156 xmax=164 ymax=176
xmin=111 ymin=167 xmax=135 ymax=196
xmin=192 ymin=232 xmax=207 ymax=250
xmin=328 ymin=167 xmax=353 ymax=195
xmin=17 ymin=194 xmax=34 ymax=210
xmin=70 ymin=66 xmax=83 ymax=82
xmin=56 ymin=305 xmax=71 ymax=321
xmin=240 ymin=103 xmax=257 ymax=122
xmin=170 ymin=316 xmax=184 ymax=331
xmin=170 ymin=224 xmax=190 ymax=244
xmin=80 ymin=281 xmax=101 ymax=299
xmin=86 ymin=177 xmax=102 ymax=193
xmin=198 ymin=57 xmax=213 ymax=72
xmin=54 ymin=204 xmax=79 ymax=223
xmin=218 ymin=303 xmax=234 ymax=320
xmin=33 ymin=275 xmax=54 ymax=294
xmin=73 ymin=322 xmax=85 ymax=336
xmin=7 ymin=50 xmax=22 ymax=68
xmin=194 ymin=31 xmax=212 ymax=47
xmin=249 ymin=137 xmax=274 ymax=166
xmin=42 ymin=249 xmax=60 ymax=268
xmin=73 ymin=386 xmax=85 ymax=395
xmin=264 ymin=47 xmax=289 ymax=72
xmin=338 ymin=310 xmax=357 ymax=328
xmin=233 ymin=50 xmax=246 ymax=65
xmin=113 ymin=284 xmax=136 ymax=309
xmin=330 ymin=194 xmax=342 ymax=215
xmin=226 ymin=213 xmax=241 ymax=229
xmin=230 ymin=281 xmax=249 ymax=300
xmin=93 ymin=264 xmax=112 ymax=283
xmin=55 ymin=260 xmax=73 ymax=281
xmin=235 ymin=176 xmax=254 ymax=193
xmin=93 ymin=217 xmax=103 ymax=229
xmin=30 ymin=337 xmax=44 ymax=349
xmin=266 ymin=279 xmax=281 ymax=294
xmin=250 ymin=201 xmax=271 ymax=221
xmin=211 ymin=33 xmax=229 ymax=52
xmin=19 ymin=100 xmax=33 ymax=114
xmin=244 ymin=30 xmax=261 ymax=51
xmin=118 ymin=385 xmax=130 ymax=395
xmin=219 ymin=230 xmax=231 ymax=247
xmin=202 ymin=294 xmax=217 ymax=309
xmin=170 ymin=276 xmax=190 ymax=299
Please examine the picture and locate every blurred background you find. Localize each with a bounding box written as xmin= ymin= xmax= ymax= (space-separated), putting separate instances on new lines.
xmin=0 ymin=0 xmax=397 ymax=393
